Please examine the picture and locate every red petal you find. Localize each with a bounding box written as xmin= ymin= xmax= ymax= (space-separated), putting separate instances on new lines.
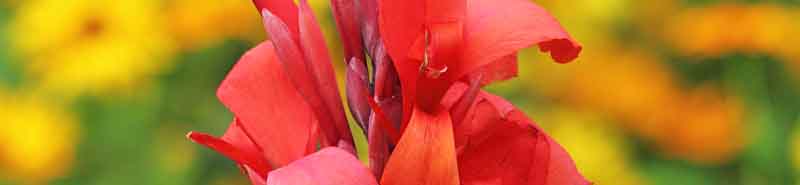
xmin=378 ymin=0 xmax=425 ymax=126
xmin=252 ymin=0 xmax=299 ymax=35
xmin=262 ymin=9 xmax=349 ymax=147
xmin=186 ymin=131 xmax=271 ymax=176
xmin=266 ymin=147 xmax=378 ymax=185
xmin=378 ymin=0 xmax=425 ymax=64
xmin=217 ymin=41 xmax=316 ymax=167
xmin=464 ymin=54 xmax=518 ymax=86
xmin=426 ymin=0 xmax=466 ymax=23
xmin=298 ymin=0 xmax=353 ymax=147
xmin=380 ymin=106 xmax=460 ymax=185
xmin=447 ymin=88 xmax=591 ymax=185
xmin=220 ymin=118 xmax=264 ymax=161
xmin=457 ymin=0 xmax=581 ymax=82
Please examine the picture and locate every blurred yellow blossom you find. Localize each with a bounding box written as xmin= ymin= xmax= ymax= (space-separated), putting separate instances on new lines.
xmin=8 ymin=0 xmax=176 ymax=97
xmin=0 ymin=92 xmax=79 ymax=183
xmin=166 ymin=0 xmax=262 ymax=49
xmin=539 ymin=109 xmax=648 ymax=185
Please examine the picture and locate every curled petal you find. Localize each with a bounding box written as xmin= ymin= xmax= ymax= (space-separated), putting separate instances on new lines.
xmin=458 ymin=0 xmax=581 ymax=84
xmin=266 ymin=148 xmax=378 ymax=185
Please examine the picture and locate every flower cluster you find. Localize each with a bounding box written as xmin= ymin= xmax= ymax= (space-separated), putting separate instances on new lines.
xmin=187 ymin=0 xmax=588 ymax=184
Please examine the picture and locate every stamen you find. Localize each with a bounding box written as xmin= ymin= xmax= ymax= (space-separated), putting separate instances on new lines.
xmin=419 ymin=30 xmax=448 ymax=79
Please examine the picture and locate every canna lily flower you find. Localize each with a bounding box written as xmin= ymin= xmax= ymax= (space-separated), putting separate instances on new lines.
xmin=187 ymin=0 xmax=589 ymax=184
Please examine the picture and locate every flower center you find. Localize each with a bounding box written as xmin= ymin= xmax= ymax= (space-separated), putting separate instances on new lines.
xmin=80 ymin=17 xmax=106 ymax=38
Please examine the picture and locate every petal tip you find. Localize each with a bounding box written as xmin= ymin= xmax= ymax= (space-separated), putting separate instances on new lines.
xmin=539 ymin=38 xmax=582 ymax=64
xmin=186 ymin=131 xmax=212 ymax=144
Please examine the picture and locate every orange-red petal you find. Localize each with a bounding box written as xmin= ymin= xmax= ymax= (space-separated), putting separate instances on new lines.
xmin=380 ymin=106 xmax=460 ymax=185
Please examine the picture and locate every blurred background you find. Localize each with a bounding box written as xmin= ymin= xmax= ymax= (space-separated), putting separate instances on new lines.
xmin=0 ymin=0 xmax=798 ymax=184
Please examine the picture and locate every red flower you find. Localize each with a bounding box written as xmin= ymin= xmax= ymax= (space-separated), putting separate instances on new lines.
xmin=187 ymin=0 xmax=589 ymax=185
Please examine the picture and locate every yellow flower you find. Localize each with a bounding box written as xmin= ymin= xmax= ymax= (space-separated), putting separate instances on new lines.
xmin=539 ymin=109 xmax=648 ymax=185
xmin=0 ymin=91 xmax=79 ymax=183
xmin=165 ymin=0 xmax=263 ymax=49
xmin=8 ymin=0 xmax=176 ymax=97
